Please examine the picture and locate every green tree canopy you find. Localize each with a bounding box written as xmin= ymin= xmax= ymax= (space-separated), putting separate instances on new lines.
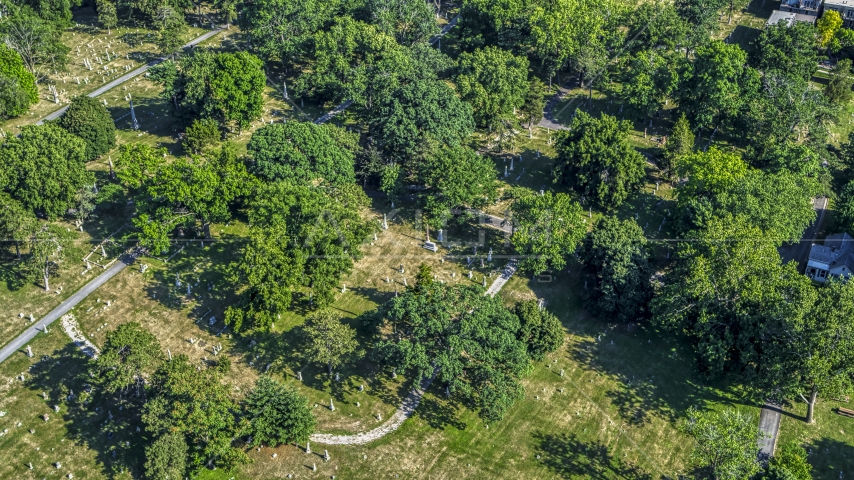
xmin=455 ymin=46 xmax=529 ymax=128
xmin=143 ymin=355 xmax=248 ymax=472
xmin=553 ymin=111 xmax=645 ymax=210
xmin=370 ymin=79 xmax=475 ymax=162
xmin=515 ymin=300 xmax=563 ymax=361
xmin=751 ymin=21 xmax=818 ymax=81
xmin=239 ymin=0 xmax=339 ymax=67
xmin=225 ymin=182 xmax=374 ymax=332
xmin=581 ymin=216 xmax=651 ymax=323
xmin=661 ymin=113 xmax=694 ymax=179
xmin=0 ymin=43 xmax=37 ymax=118
xmin=57 ymin=95 xmax=117 ymax=161
xmin=115 ymin=143 xmax=167 ymax=190
xmin=510 ymin=190 xmax=586 ymax=274
xmin=0 ymin=123 xmax=93 ymax=218
xmin=363 ymin=0 xmax=439 ymax=46
xmin=826 ymin=58 xmax=854 ymax=105
xmin=0 ymin=10 xmax=70 ymax=83
xmin=25 ymin=224 xmax=72 ymax=291
xmin=0 ymin=192 xmax=36 ymax=259
xmin=95 ymin=322 xmax=163 ymax=397
xmin=182 ymin=117 xmax=221 ymax=155
xmin=248 ymin=122 xmax=356 ymax=185
xmin=373 ymin=283 xmax=532 ymax=422
xmin=97 ymin=0 xmax=118 ymax=34
xmin=245 ymin=376 xmax=316 ymax=447
xmin=144 ymin=432 xmax=188 ymax=480
xmin=302 ymin=310 xmax=360 ymax=374
xmin=682 ymin=407 xmax=761 ymax=480
xmin=620 ymin=49 xmax=681 ymax=121
xmin=763 ymin=442 xmax=812 ymax=480
xmin=297 ymin=17 xmax=414 ymax=118
xmin=417 ymin=145 xmax=498 ymax=227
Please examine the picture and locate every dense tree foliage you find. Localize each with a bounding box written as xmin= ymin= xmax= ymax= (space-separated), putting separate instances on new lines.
xmin=751 ymin=22 xmax=818 ymax=82
xmin=245 ymin=376 xmax=315 ymax=447
xmin=682 ymin=407 xmax=761 ymax=480
xmin=371 ymin=79 xmax=475 ymax=162
xmin=455 ymin=46 xmax=529 ymax=128
xmin=57 ymin=96 xmax=117 ymax=161
xmin=144 ymin=432 xmax=188 ymax=480
xmin=248 ymin=122 xmax=356 ymax=185
xmin=95 ymin=322 xmax=163 ymax=397
xmin=364 ymin=0 xmax=439 ymax=46
xmin=514 ymin=300 xmax=563 ymax=361
xmin=826 ymin=58 xmax=854 ymax=105
xmin=661 ymin=113 xmax=694 ymax=179
xmin=553 ymin=111 xmax=645 ymax=210
xmin=581 ymin=217 xmax=650 ymax=323
xmin=182 ymin=117 xmax=221 ymax=154
xmin=24 ymin=223 xmax=71 ymax=291
xmin=510 ymin=190 xmax=585 ymax=274
xmin=0 ymin=124 xmax=93 ymax=218
xmin=0 ymin=192 xmax=36 ymax=259
xmin=0 ymin=10 xmax=69 ymax=82
xmin=225 ymin=182 xmax=373 ymax=332
xmin=115 ymin=143 xmax=167 ymax=190
xmin=418 ymin=145 xmax=498 ymax=227
xmin=373 ymin=283 xmax=532 ymax=422
xmin=763 ymin=442 xmax=812 ymax=480
xmin=239 ymin=0 xmax=338 ymax=67
xmin=302 ymin=309 xmax=360 ymax=374
xmin=0 ymin=43 xmax=37 ymax=118
xmin=143 ymin=355 xmax=248 ymax=472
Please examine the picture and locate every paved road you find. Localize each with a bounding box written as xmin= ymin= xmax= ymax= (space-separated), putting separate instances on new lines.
xmin=778 ymin=197 xmax=828 ymax=271
xmin=758 ymin=402 xmax=782 ymax=462
xmin=0 ymin=256 xmax=131 ymax=364
xmin=538 ymin=85 xmax=571 ymax=131
xmin=37 ymin=28 xmax=224 ymax=125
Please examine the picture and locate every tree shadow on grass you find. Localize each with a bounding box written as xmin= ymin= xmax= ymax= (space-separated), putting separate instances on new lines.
xmin=26 ymin=343 xmax=144 ymax=479
xmin=806 ymin=437 xmax=854 ymax=479
xmin=532 ymin=432 xmax=654 ymax=479
xmin=414 ymin=388 xmax=467 ymax=431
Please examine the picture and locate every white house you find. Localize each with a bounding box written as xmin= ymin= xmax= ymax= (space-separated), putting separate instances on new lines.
xmin=806 ymin=233 xmax=854 ymax=282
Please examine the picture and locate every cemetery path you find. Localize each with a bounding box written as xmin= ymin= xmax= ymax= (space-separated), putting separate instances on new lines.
xmin=311 ymin=259 xmax=518 ymax=445
xmin=0 ymin=254 xmax=133 ymax=364
xmin=538 ymin=86 xmax=571 ymax=131
xmin=758 ymin=402 xmax=782 ymax=462
xmin=37 ymin=27 xmax=225 ymax=125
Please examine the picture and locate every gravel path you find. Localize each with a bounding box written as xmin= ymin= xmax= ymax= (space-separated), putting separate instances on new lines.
xmin=485 ymin=259 xmax=518 ymax=297
xmin=758 ymin=402 xmax=782 ymax=462
xmin=60 ymin=314 xmax=100 ymax=359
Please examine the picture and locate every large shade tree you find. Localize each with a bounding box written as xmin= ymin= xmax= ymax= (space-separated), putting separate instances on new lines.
xmin=95 ymin=322 xmax=163 ymax=397
xmin=455 ymin=46 xmax=529 ymax=128
xmin=57 ymin=95 xmax=117 ymax=161
xmin=510 ymin=190 xmax=586 ymax=274
xmin=245 ymin=376 xmax=316 ymax=446
xmin=373 ymin=283 xmax=532 ymax=422
xmin=553 ymin=111 xmax=645 ymax=210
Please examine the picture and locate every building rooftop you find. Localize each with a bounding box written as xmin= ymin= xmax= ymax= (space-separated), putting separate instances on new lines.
xmin=825 ymin=0 xmax=854 ymax=7
xmin=781 ymin=0 xmax=822 ymax=10
xmin=767 ymin=10 xmax=818 ymax=26
xmin=809 ymin=233 xmax=854 ymax=270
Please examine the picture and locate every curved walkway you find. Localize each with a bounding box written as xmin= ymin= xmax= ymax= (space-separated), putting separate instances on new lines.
xmin=311 ymin=260 xmax=517 ymax=445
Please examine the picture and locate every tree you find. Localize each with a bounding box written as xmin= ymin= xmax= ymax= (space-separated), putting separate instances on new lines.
xmin=751 ymin=22 xmax=818 ymax=82
xmin=183 ymin=118 xmax=221 ymax=155
xmin=661 ymin=113 xmax=694 ymax=179
xmin=682 ymin=408 xmax=761 ymax=480
xmin=553 ymin=111 xmax=645 ymax=210
xmin=838 ymin=180 xmax=854 ymax=233
xmin=675 ymin=0 xmax=727 ymax=53
xmin=144 ymin=432 xmax=188 ymax=480
xmin=114 ymin=143 xmax=167 ymax=190
xmin=297 ymin=17 xmax=414 ymax=119
xmin=768 ymin=279 xmax=854 ymax=424
xmin=18 ymin=0 xmax=74 ymax=26
xmin=156 ymin=17 xmax=187 ymax=60
xmin=143 ymin=355 xmax=248 ymax=472
xmin=0 ymin=43 xmax=38 ymax=117
xmin=365 ymin=0 xmax=439 ymax=46
xmin=511 ymin=191 xmax=586 ymax=274
xmin=245 ymin=376 xmax=316 ymax=447
xmin=227 ymin=183 xmax=373 ymax=331
xmin=520 ymin=78 xmax=547 ymax=136
xmin=95 ymin=322 xmax=163 ymax=398
xmin=248 ymin=122 xmax=356 ymax=185
xmin=373 ymin=283 xmax=531 ymax=422
xmin=0 ymin=11 xmax=70 ymax=83
xmin=0 ymin=193 xmax=36 ymax=259
xmin=455 ymin=46 xmax=529 ymax=128
xmin=413 ymin=263 xmax=433 ymax=292
xmin=620 ymin=50 xmax=680 ymax=123
xmin=95 ymin=183 xmax=126 ymax=213
xmin=174 ymin=51 xmax=266 ymax=132
xmin=651 ymin=215 xmax=810 ymax=376
xmin=302 ymin=310 xmax=359 ymax=374
xmin=0 ymin=124 xmax=93 ymax=218
xmin=418 ymin=145 xmax=498 ymax=227
xmin=239 ymin=0 xmax=338 ymax=68
xmin=763 ymin=442 xmax=811 ymax=480
xmin=625 ymin=3 xmax=687 ymax=52
xmin=25 ymin=224 xmax=71 ymax=291
xmin=135 ymin=143 xmax=252 ymax=251
xmin=370 ymin=79 xmax=475 ymax=162
xmin=581 ymin=217 xmax=651 ymax=323
xmin=817 ymin=10 xmax=842 ymax=49
xmin=676 ymin=147 xmax=749 ymax=200
xmin=97 ymin=0 xmax=119 ymax=34
xmin=677 ymin=41 xmax=756 ymax=133
xmin=515 ymin=300 xmax=563 ymax=361
xmin=57 ymin=96 xmax=117 ymax=161
xmin=826 ymin=58 xmax=854 ymax=105
xmin=70 ymin=185 xmax=97 ymax=230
